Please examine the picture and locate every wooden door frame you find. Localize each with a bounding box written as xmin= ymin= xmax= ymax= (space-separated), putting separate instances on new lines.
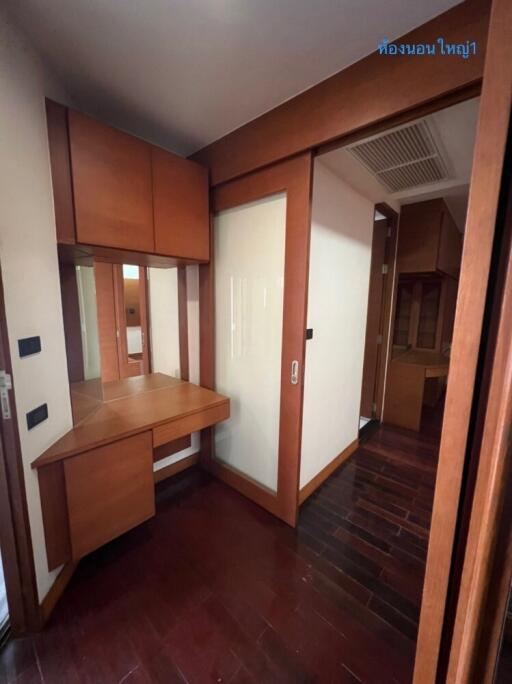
xmin=372 ymin=203 xmax=399 ymax=422
xmin=413 ymin=0 xmax=512 ymax=679
xmin=199 ymin=153 xmax=313 ymax=527
xmin=444 ymin=135 xmax=512 ymax=680
xmin=0 ymin=266 xmax=40 ymax=635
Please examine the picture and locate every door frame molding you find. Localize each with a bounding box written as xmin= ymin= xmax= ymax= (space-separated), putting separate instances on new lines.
xmin=0 ymin=265 xmax=40 ymax=635
xmin=413 ymin=0 xmax=512 ymax=679
xmin=199 ymin=153 xmax=313 ymax=526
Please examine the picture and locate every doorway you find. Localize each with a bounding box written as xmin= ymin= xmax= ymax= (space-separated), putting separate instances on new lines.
xmin=359 ymin=204 xmax=398 ymax=430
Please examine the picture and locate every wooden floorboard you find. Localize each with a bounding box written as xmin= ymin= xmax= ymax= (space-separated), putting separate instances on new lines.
xmin=0 ymin=407 xmax=442 ymax=683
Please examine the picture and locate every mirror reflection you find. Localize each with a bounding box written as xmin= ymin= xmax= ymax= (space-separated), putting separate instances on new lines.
xmin=59 ymin=259 xmax=181 ymax=425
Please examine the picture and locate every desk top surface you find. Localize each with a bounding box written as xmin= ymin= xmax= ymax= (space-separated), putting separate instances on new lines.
xmin=32 ymin=373 xmax=229 ymax=468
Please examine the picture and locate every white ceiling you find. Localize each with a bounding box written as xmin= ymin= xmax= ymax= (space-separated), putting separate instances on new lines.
xmin=4 ymin=0 xmax=461 ymax=155
xmin=320 ymin=97 xmax=480 ymax=231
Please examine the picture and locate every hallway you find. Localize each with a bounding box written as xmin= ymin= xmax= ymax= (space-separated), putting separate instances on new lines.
xmin=0 ymin=420 xmax=439 ymax=683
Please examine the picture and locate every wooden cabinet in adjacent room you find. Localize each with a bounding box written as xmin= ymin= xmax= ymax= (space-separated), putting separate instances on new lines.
xmin=397 ymin=198 xmax=462 ymax=277
xmin=68 ymin=110 xmax=155 ymax=253
xmin=152 ymin=146 xmax=209 ymax=260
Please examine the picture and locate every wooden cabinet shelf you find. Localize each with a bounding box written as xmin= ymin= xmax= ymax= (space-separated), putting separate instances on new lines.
xmin=47 ymin=100 xmax=210 ymax=264
xmin=397 ymin=199 xmax=462 ymax=278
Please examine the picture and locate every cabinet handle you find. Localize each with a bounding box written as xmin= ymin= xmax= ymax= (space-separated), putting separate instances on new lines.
xmin=291 ymin=360 xmax=299 ymax=385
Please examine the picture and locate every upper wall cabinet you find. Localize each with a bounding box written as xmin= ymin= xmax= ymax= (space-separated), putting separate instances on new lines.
xmin=397 ymin=199 xmax=462 ymax=278
xmin=152 ymin=147 xmax=209 ymax=260
xmin=46 ymin=100 xmax=210 ymax=263
xmin=69 ymin=111 xmax=154 ymax=253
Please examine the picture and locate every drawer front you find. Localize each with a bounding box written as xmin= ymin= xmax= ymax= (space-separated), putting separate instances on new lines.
xmin=153 ymin=402 xmax=230 ymax=447
xmin=64 ymin=431 xmax=155 ymax=561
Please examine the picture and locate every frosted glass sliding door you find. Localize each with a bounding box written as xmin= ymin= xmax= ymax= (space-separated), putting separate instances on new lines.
xmin=214 ymin=193 xmax=286 ymax=492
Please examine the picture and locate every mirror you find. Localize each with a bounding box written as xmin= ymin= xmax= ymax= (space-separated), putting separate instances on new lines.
xmin=59 ymin=258 xmax=182 ymax=425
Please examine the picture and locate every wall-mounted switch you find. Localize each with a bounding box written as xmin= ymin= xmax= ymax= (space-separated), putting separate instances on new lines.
xmin=18 ymin=336 xmax=41 ymax=357
xmin=26 ymin=403 xmax=48 ymax=430
xmin=306 ymin=328 xmax=314 ymax=340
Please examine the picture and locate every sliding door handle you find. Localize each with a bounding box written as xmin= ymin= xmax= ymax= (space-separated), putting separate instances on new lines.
xmin=291 ymin=360 xmax=299 ymax=385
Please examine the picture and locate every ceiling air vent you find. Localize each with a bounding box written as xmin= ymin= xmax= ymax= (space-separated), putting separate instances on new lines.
xmin=346 ymin=119 xmax=449 ymax=193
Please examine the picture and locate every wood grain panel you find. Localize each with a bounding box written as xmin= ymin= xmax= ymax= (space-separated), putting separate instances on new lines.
xmin=33 ymin=375 xmax=229 ymax=467
xmin=414 ymin=0 xmax=512 ymax=678
xmin=177 ymin=266 xmax=189 ymax=382
xmin=153 ymin=402 xmax=229 ymax=446
xmin=64 ymin=432 xmax=154 ymax=561
xmin=397 ymin=200 xmax=443 ymax=274
xmin=446 ymin=133 xmax=512 ymax=683
xmin=37 ymin=462 xmax=71 ymax=571
xmin=68 ymin=110 xmax=154 ymax=252
xmin=45 ymin=99 xmax=76 ymax=244
xmin=191 ymin=0 xmax=490 ymax=184
xmin=59 ymin=262 xmax=84 ymax=384
xmin=152 ymin=146 xmax=209 ymax=260
xmin=383 ymin=362 xmax=425 ymax=432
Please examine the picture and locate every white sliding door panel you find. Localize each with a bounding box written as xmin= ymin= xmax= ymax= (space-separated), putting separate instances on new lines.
xmin=214 ymin=193 xmax=286 ymax=492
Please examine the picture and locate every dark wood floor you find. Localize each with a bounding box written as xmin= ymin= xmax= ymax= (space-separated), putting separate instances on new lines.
xmin=0 ymin=416 xmax=440 ymax=684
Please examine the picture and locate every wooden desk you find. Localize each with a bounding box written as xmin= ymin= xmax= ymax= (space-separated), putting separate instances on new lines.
xmin=383 ymin=350 xmax=449 ymax=431
xmin=33 ymin=373 xmax=230 ymax=570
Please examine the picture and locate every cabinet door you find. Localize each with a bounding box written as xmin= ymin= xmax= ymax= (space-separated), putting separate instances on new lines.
xmin=437 ymin=209 xmax=462 ymax=278
xmin=152 ymin=146 xmax=209 ymax=260
xmin=64 ymin=432 xmax=154 ymax=561
xmin=68 ymin=110 xmax=154 ymax=252
xmin=397 ymin=200 xmax=442 ymax=273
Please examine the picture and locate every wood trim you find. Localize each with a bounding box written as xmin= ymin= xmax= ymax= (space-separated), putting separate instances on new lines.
xmin=153 ymin=452 xmax=199 ymax=483
xmin=0 ymin=267 xmax=40 ymax=634
xmin=45 ymin=99 xmax=76 ymax=244
xmin=414 ymin=0 xmax=512 ymax=679
xmin=152 ymin=402 xmax=229 ymax=447
xmin=206 ymin=154 xmax=313 ymax=527
xmin=446 ymin=129 xmax=512 ymax=682
xmin=39 ymin=562 xmax=77 ymax=626
xmin=374 ymin=204 xmax=399 ymax=421
xmin=153 ymin=434 xmax=192 ymax=463
xmin=94 ymin=261 xmax=120 ymax=382
xmin=206 ymin=457 xmax=281 ymax=518
xmin=139 ymin=267 xmax=150 ymax=375
xmin=37 ymin=462 xmax=71 ymax=572
xmin=298 ymin=439 xmax=358 ymax=505
xmin=177 ymin=265 xmax=189 ymax=381
xmin=191 ymin=0 xmax=490 ymax=184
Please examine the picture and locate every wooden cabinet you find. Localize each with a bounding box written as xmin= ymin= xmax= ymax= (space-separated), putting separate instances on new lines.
xmin=68 ymin=110 xmax=155 ymax=253
xmin=397 ymin=199 xmax=462 ymax=277
xmin=152 ymin=146 xmax=209 ymax=260
xmin=47 ymin=100 xmax=210 ymax=262
xmin=64 ymin=432 xmax=154 ymax=561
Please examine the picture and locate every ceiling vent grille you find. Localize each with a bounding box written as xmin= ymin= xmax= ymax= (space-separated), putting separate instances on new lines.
xmin=346 ymin=120 xmax=449 ymax=193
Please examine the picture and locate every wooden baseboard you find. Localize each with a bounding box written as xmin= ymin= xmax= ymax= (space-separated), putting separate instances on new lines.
xmin=40 ymin=561 xmax=77 ymax=626
xmin=153 ymin=452 xmax=199 ymax=483
xmin=299 ymin=439 xmax=358 ymax=505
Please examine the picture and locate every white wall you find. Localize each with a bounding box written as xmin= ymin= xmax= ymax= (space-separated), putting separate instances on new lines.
xmin=153 ymin=265 xmax=201 ymax=472
xmin=0 ymin=10 xmax=73 ymax=600
xmin=76 ymin=265 xmax=101 ymax=379
xmin=148 ymin=267 xmax=181 ymax=378
xmin=300 ymin=160 xmax=374 ymax=488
